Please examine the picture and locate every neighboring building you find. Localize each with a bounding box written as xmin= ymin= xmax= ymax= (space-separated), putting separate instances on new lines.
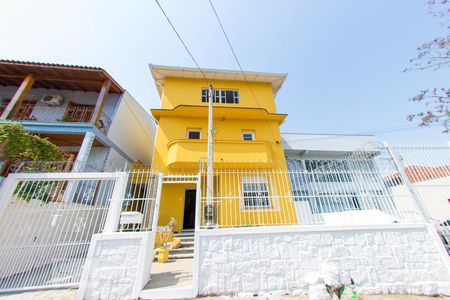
xmin=150 ymin=64 xmax=296 ymax=231
xmin=0 ymin=60 xmax=155 ymax=173
xmin=282 ymin=133 xmax=402 ymax=224
xmin=282 ymin=132 xmax=378 ymax=159
xmin=388 ymin=165 xmax=450 ymax=223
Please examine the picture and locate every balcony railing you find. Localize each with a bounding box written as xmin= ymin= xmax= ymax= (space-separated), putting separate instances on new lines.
xmin=3 ymin=102 xmax=112 ymax=133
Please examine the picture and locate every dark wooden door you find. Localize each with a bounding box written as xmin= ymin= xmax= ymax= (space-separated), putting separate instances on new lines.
xmin=183 ymin=190 xmax=196 ymax=229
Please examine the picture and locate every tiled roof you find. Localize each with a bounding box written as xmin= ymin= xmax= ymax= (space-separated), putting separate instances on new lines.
xmin=385 ymin=165 xmax=450 ymax=186
xmin=0 ymin=59 xmax=102 ymax=71
xmin=0 ymin=59 xmax=124 ymax=93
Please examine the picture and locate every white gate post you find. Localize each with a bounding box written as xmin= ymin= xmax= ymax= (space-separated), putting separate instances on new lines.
xmin=384 ymin=141 xmax=431 ymax=222
xmin=0 ymin=175 xmax=18 ymax=212
xmin=195 ymin=173 xmax=202 ymax=230
xmin=103 ymin=172 xmax=129 ymax=233
xmin=151 ymin=173 xmax=163 ymax=231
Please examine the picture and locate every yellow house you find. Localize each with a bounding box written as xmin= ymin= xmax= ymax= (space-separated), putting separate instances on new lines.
xmin=150 ymin=65 xmax=297 ymax=231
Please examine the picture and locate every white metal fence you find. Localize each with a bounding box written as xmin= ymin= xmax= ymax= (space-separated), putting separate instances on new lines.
xmin=388 ymin=144 xmax=450 ymax=254
xmin=0 ymin=170 xmax=161 ymax=292
xmin=198 ymin=144 xmax=447 ymax=229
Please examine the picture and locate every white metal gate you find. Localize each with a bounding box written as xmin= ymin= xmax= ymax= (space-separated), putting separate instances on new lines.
xmin=0 ymin=171 xmax=161 ymax=292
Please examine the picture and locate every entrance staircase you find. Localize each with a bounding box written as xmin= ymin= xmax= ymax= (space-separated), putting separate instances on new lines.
xmin=170 ymin=229 xmax=194 ymax=260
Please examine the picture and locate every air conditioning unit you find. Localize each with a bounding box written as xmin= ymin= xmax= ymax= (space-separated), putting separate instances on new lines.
xmin=41 ymin=95 xmax=64 ymax=106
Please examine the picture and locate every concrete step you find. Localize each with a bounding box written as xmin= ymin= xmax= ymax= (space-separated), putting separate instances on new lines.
xmin=176 ymin=236 xmax=194 ymax=243
xmin=169 ymin=253 xmax=194 ymax=260
xmin=180 ymin=241 xmax=194 ymax=247
xmin=171 ymin=246 xmax=194 ymax=254
xmin=174 ymin=232 xmax=195 ymax=238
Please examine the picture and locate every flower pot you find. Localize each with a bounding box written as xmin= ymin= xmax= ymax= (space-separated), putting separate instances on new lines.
xmin=158 ymin=248 xmax=169 ymax=263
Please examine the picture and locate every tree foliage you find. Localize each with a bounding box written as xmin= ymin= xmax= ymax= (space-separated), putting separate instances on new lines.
xmin=406 ymin=0 xmax=450 ymax=132
xmin=0 ymin=123 xmax=64 ymax=163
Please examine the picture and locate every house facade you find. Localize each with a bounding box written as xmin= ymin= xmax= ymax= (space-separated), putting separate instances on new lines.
xmin=150 ymin=65 xmax=297 ymax=231
xmin=0 ymin=60 xmax=155 ymax=173
xmin=0 ymin=64 xmax=448 ymax=299
xmin=282 ymin=133 xmax=411 ymax=224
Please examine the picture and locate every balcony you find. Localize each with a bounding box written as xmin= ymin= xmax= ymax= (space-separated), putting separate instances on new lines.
xmin=1 ymin=100 xmax=112 ymax=134
xmin=167 ymin=139 xmax=274 ymax=168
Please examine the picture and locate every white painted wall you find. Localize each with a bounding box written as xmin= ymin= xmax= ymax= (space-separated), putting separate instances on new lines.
xmin=77 ymin=232 xmax=155 ymax=300
xmin=106 ymin=92 xmax=156 ymax=166
xmin=197 ymin=224 xmax=450 ymax=296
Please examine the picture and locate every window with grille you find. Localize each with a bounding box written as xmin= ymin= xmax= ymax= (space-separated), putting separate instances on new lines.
xmin=201 ymin=88 xmax=239 ymax=104
xmin=305 ymin=160 xmax=352 ymax=182
xmin=309 ymin=192 xmax=361 ymax=214
xmin=242 ymin=177 xmax=270 ymax=209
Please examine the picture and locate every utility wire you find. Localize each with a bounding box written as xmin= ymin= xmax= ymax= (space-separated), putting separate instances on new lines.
xmin=282 ymin=123 xmax=441 ymax=143
xmin=154 ymin=0 xmax=209 ymax=84
xmin=208 ymin=0 xmax=280 ymax=142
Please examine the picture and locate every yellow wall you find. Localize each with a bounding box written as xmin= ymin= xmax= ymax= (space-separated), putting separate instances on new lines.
xmin=161 ymin=78 xmax=277 ymax=113
xmin=152 ymin=116 xmax=286 ymax=171
xmin=152 ymin=75 xmax=297 ymax=229
xmin=158 ymin=183 xmax=196 ymax=232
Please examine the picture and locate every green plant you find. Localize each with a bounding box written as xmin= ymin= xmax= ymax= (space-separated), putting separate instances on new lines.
xmin=0 ymin=124 xmax=67 ymax=202
xmin=0 ymin=123 xmax=64 ymax=162
xmin=14 ymin=180 xmax=65 ymax=203
xmin=57 ymin=115 xmax=75 ymax=122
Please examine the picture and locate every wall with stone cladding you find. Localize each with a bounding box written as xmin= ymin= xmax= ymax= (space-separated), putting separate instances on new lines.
xmin=197 ymin=224 xmax=450 ymax=296
xmin=77 ymin=232 xmax=154 ymax=300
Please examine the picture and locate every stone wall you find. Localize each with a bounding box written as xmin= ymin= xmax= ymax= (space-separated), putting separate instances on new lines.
xmin=77 ymin=232 xmax=154 ymax=300
xmin=197 ymin=224 xmax=450 ymax=296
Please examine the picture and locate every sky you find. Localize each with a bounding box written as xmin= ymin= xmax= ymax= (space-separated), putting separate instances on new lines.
xmin=0 ymin=0 xmax=448 ymax=143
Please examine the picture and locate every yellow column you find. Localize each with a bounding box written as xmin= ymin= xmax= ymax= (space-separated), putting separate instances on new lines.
xmin=90 ymin=80 xmax=111 ymax=126
xmin=1 ymin=74 xmax=35 ymax=120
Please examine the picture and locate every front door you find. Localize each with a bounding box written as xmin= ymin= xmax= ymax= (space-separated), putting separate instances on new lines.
xmin=183 ymin=189 xmax=196 ymax=229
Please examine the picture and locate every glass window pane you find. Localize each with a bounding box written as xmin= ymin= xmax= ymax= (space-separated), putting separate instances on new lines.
xmin=187 ymin=131 xmax=201 ymax=139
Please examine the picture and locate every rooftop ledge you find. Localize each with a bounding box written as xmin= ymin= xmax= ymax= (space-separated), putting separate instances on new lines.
xmin=151 ymin=105 xmax=287 ymax=123
xmin=167 ymin=139 xmax=274 ymax=168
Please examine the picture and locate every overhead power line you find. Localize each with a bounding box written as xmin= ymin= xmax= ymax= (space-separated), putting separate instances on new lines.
xmin=154 ymin=0 xmax=209 ymax=83
xmin=282 ymin=123 xmax=441 ymax=143
xmin=208 ymin=0 xmax=279 ymax=142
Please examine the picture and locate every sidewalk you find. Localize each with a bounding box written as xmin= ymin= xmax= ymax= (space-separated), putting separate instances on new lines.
xmin=0 ymin=289 xmax=76 ymax=300
xmin=0 ymin=290 xmax=449 ymax=300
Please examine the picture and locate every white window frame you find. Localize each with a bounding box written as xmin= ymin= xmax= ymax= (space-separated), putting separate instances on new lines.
xmin=201 ymin=88 xmax=239 ymax=104
xmin=242 ymin=131 xmax=255 ymax=141
xmin=241 ymin=176 xmax=271 ymax=209
xmin=186 ymin=129 xmax=202 ymax=140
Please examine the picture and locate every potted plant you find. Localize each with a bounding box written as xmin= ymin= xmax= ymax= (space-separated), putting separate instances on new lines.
xmin=157 ymin=218 xmax=176 ymax=263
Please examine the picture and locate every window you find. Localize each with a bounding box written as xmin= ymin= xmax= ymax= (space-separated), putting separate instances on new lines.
xmin=187 ymin=129 xmax=201 ymax=139
xmin=242 ymin=131 xmax=255 ymax=141
xmin=309 ymin=192 xmax=361 ymax=214
xmin=242 ymin=177 xmax=270 ymax=209
xmin=201 ymin=88 xmax=239 ymax=104
xmin=305 ymin=160 xmax=352 ymax=182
